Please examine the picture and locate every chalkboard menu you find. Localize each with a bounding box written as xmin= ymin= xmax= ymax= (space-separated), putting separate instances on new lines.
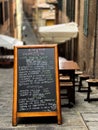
xmin=18 ymin=48 xmax=56 ymax=112
xmin=12 ymin=44 xmax=61 ymax=126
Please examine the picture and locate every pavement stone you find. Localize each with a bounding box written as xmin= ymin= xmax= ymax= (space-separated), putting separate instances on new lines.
xmin=1 ymin=67 xmax=98 ymax=130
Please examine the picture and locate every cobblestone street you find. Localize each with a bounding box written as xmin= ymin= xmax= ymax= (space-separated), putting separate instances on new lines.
xmin=1 ymin=68 xmax=98 ymax=130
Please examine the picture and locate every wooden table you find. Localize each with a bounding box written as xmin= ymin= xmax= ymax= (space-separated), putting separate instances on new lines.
xmin=59 ymin=60 xmax=80 ymax=105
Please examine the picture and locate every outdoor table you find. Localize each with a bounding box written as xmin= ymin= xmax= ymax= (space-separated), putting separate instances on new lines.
xmin=59 ymin=60 xmax=80 ymax=105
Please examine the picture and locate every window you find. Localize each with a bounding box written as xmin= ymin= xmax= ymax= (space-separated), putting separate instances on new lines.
xmin=66 ymin=0 xmax=75 ymax=21
xmin=0 ymin=1 xmax=9 ymax=25
xmin=4 ymin=1 xmax=8 ymax=21
xmin=57 ymin=0 xmax=62 ymax=11
xmin=0 ymin=2 xmax=3 ymax=24
xmin=83 ymin=0 xmax=89 ymax=36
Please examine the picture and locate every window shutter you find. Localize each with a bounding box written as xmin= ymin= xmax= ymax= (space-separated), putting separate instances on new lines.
xmin=0 ymin=2 xmax=3 ymax=25
xmin=4 ymin=1 xmax=8 ymax=21
xmin=57 ymin=0 xmax=62 ymax=10
xmin=83 ymin=0 xmax=89 ymax=36
xmin=66 ymin=0 xmax=75 ymax=21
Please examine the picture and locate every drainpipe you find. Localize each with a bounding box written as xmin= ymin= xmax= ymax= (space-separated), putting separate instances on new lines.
xmin=93 ymin=0 xmax=98 ymax=78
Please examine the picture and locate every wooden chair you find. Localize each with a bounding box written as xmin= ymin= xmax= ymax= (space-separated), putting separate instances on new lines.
xmin=84 ymin=79 xmax=98 ymax=102
xmin=59 ymin=74 xmax=70 ymax=81
xmin=78 ymin=74 xmax=90 ymax=92
xmin=75 ymin=70 xmax=83 ymax=86
xmin=59 ymin=74 xmax=74 ymax=108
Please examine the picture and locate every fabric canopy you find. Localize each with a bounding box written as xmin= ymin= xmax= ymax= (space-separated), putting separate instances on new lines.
xmin=38 ymin=22 xmax=78 ymax=43
xmin=0 ymin=35 xmax=23 ymax=49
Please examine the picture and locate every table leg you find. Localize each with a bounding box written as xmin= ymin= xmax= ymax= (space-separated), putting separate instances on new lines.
xmin=84 ymin=85 xmax=91 ymax=102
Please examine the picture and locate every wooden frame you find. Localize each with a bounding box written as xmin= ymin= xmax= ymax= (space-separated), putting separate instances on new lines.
xmin=12 ymin=44 xmax=61 ymax=126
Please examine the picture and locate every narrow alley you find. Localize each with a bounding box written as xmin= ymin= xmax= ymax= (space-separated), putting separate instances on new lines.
xmin=22 ymin=14 xmax=39 ymax=45
xmin=0 ymin=16 xmax=98 ymax=130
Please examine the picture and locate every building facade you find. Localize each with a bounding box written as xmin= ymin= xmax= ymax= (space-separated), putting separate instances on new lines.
xmin=23 ymin=0 xmax=35 ymax=17
xmin=93 ymin=0 xmax=98 ymax=78
xmin=15 ymin=0 xmax=23 ymax=40
xmin=0 ymin=0 xmax=12 ymax=35
xmin=57 ymin=0 xmax=98 ymax=77
xmin=0 ymin=0 xmax=23 ymax=40
xmin=76 ymin=0 xmax=97 ymax=77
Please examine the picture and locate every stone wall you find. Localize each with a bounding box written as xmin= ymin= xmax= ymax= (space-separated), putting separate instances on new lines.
xmin=94 ymin=1 xmax=98 ymax=78
xmin=78 ymin=0 xmax=96 ymax=76
xmin=0 ymin=0 xmax=10 ymax=35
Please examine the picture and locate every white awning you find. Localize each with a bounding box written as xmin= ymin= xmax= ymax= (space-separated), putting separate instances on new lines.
xmin=38 ymin=22 xmax=78 ymax=43
xmin=0 ymin=35 xmax=23 ymax=49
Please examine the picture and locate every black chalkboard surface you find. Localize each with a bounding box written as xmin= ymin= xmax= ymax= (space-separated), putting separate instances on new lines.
xmin=12 ymin=44 xmax=61 ymax=126
xmin=18 ymin=48 xmax=56 ymax=112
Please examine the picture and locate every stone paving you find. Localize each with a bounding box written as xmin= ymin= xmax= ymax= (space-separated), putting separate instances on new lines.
xmin=1 ymin=68 xmax=98 ymax=130
xmin=22 ymin=14 xmax=39 ymax=45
